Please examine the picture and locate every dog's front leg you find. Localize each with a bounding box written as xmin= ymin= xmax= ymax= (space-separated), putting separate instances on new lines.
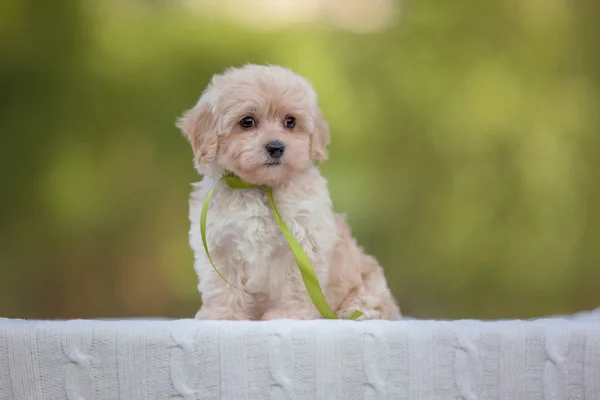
xmin=261 ymin=250 xmax=330 ymax=320
xmin=195 ymin=264 xmax=253 ymax=320
xmin=261 ymin=289 xmax=321 ymax=320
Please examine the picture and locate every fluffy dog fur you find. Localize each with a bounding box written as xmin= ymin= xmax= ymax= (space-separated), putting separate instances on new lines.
xmin=177 ymin=64 xmax=400 ymax=320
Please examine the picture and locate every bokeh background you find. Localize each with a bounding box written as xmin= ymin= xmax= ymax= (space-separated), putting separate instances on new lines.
xmin=1 ymin=0 xmax=599 ymax=320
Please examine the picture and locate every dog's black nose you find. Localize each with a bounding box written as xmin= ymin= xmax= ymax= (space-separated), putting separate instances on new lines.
xmin=265 ymin=140 xmax=285 ymax=159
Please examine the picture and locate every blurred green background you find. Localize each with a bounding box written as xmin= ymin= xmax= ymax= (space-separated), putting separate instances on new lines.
xmin=1 ymin=0 xmax=599 ymax=320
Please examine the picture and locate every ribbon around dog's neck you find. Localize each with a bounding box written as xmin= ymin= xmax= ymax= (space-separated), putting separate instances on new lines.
xmin=200 ymin=171 xmax=362 ymax=320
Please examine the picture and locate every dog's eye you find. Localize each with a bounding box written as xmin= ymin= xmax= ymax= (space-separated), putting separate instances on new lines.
xmin=284 ymin=116 xmax=296 ymax=129
xmin=240 ymin=116 xmax=255 ymax=128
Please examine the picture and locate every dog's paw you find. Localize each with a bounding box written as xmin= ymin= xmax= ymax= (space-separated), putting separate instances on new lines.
xmin=195 ymin=308 xmax=248 ymax=320
xmin=261 ymin=309 xmax=321 ymax=320
xmin=337 ymin=308 xmax=383 ymax=320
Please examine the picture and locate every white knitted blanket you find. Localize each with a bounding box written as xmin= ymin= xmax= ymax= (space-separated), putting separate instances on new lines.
xmin=1 ymin=314 xmax=600 ymax=399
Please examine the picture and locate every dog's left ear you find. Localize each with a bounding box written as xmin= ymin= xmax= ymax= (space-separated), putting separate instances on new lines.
xmin=310 ymin=108 xmax=330 ymax=165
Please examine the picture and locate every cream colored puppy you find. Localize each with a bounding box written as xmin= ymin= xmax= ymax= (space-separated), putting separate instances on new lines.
xmin=177 ymin=64 xmax=400 ymax=320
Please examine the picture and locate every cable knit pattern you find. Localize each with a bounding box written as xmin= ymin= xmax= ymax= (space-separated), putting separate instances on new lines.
xmin=454 ymin=325 xmax=482 ymax=400
xmin=0 ymin=315 xmax=599 ymax=400
xmin=169 ymin=323 xmax=198 ymax=399
xmin=362 ymin=328 xmax=389 ymax=399
xmin=543 ymin=322 xmax=570 ymax=400
xmin=61 ymin=321 xmax=95 ymax=400
xmin=268 ymin=325 xmax=294 ymax=399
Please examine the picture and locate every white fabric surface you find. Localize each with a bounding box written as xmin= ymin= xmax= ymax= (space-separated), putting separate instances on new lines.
xmin=1 ymin=316 xmax=600 ymax=399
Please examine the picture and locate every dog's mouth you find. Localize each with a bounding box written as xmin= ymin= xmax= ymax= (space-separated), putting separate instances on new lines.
xmin=264 ymin=160 xmax=282 ymax=167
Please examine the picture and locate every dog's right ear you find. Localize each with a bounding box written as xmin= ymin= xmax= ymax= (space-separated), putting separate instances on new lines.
xmin=176 ymin=100 xmax=219 ymax=163
xmin=310 ymin=107 xmax=330 ymax=165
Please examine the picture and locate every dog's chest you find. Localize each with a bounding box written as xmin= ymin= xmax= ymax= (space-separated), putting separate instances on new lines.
xmin=208 ymin=188 xmax=302 ymax=258
xmin=205 ymin=185 xmax=335 ymax=284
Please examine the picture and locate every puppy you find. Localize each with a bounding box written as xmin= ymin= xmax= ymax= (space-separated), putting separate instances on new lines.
xmin=177 ymin=64 xmax=400 ymax=320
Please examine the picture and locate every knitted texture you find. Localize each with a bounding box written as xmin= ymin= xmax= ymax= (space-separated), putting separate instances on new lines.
xmin=1 ymin=317 xmax=599 ymax=399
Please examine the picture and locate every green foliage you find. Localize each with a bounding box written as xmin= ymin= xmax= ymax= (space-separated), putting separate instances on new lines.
xmin=1 ymin=0 xmax=599 ymax=319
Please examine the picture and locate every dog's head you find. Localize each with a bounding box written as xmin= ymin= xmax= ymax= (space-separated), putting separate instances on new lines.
xmin=176 ymin=64 xmax=330 ymax=187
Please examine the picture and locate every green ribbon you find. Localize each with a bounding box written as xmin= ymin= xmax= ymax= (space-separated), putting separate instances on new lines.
xmin=200 ymin=172 xmax=363 ymax=320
